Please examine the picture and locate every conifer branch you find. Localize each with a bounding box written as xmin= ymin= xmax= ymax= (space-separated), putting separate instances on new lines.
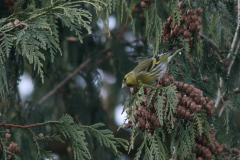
xmin=198 ymin=34 xmax=224 ymax=60
xmin=38 ymin=58 xmax=91 ymax=105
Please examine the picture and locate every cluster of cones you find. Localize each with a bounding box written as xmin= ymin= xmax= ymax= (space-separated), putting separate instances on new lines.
xmin=124 ymin=74 xmax=240 ymax=159
xmin=124 ymin=75 xmax=215 ymax=136
xmin=141 ymin=0 xmax=155 ymax=8
xmin=195 ymin=129 xmax=223 ymax=160
xmin=162 ymin=2 xmax=203 ymax=45
xmin=195 ymin=129 xmax=240 ymax=160
xmin=0 ymin=129 xmax=20 ymax=159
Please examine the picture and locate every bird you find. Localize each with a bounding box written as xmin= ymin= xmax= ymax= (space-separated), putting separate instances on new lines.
xmin=122 ymin=48 xmax=183 ymax=88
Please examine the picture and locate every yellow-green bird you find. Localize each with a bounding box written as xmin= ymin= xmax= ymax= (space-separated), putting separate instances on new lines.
xmin=122 ymin=48 xmax=183 ymax=88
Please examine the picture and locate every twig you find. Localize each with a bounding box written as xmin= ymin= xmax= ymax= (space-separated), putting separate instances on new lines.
xmin=95 ymin=52 xmax=113 ymax=65
xmin=116 ymin=17 xmax=131 ymax=42
xmin=0 ymin=123 xmax=43 ymax=128
xmin=198 ymin=34 xmax=224 ymax=60
xmin=99 ymin=48 xmax=111 ymax=54
xmin=38 ymin=58 xmax=91 ymax=105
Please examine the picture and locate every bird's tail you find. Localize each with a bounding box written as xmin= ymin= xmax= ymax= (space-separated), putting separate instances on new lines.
xmin=163 ymin=48 xmax=183 ymax=57
xmin=153 ymin=48 xmax=184 ymax=64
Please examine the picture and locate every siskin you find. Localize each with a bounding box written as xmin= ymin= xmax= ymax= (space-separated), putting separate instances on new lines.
xmin=122 ymin=48 xmax=183 ymax=88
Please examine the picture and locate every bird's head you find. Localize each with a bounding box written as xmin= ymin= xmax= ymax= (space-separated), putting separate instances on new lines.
xmin=122 ymin=71 xmax=138 ymax=88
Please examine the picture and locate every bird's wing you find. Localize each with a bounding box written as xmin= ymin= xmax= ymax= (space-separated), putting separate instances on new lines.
xmin=146 ymin=48 xmax=183 ymax=72
xmin=136 ymin=62 xmax=167 ymax=84
xmin=135 ymin=71 xmax=156 ymax=84
xmin=134 ymin=48 xmax=183 ymax=74
xmin=133 ymin=58 xmax=153 ymax=74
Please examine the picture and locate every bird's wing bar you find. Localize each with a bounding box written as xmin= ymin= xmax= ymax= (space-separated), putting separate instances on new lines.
xmin=134 ymin=48 xmax=183 ymax=74
xmin=146 ymin=58 xmax=156 ymax=72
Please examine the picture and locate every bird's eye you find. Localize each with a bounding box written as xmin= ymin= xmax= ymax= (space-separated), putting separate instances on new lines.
xmin=124 ymin=78 xmax=126 ymax=80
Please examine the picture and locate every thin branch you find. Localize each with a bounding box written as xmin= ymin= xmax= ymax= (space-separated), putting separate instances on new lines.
xmin=0 ymin=123 xmax=44 ymax=128
xmin=198 ymin=34 xmax=224 ymax=60
xmin=38 ymin=58 xmax=91 ymax=105
xmin=226 ymin=0 xmax=240 ymax=74
xmin=116 ymin=17 xmax=131 ymax=42
xmin=99 ymin=48 xmax=111 ymax=54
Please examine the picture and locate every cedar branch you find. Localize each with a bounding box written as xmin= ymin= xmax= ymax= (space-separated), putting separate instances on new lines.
xmin=0 ymin=123 xmax=43 ymax=128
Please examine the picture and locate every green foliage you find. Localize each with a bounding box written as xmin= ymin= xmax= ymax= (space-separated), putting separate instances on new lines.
xmin=167 ymin=1 xmax=181 ymax=27
xmin=0 ymin=114 xmax=127 ymax=160
xmin=193 ymin=113 xmax=203 ymax=136
xmin=123 ymin=83 xmax=179 ymax=158
xmin=155 ymin=91 xmax=165 ymax=126
xmin=144 ymin=8 xmax=163 ymax=55
xmin=0 ymin=0 xmax=108 ymax=93
xmin=170 ymin=121 xmax=196 ymax=160
xmin=81 ymin=123 xmax=128 ymax=159
xmin=48 ymin=114 xmax=90 ymax=160
xmin=164 ymin=85 xmax=178 ymax=129
xmin=134 ymin=131 xmax=167 ymax=160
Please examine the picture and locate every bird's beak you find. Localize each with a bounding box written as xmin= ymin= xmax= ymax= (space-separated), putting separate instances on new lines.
xmin=122 ymin=83 xmax=127 ymax=88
